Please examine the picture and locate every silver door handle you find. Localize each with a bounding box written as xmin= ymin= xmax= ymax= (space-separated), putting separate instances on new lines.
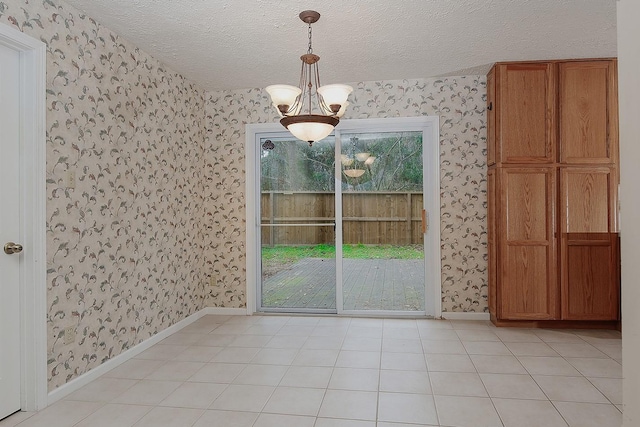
xmin=4 ymin=242 xmax=23 ymax=255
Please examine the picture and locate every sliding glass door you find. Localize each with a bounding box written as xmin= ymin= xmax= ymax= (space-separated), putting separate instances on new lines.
xmin=250 ymin=117 xmax=440 ymax=316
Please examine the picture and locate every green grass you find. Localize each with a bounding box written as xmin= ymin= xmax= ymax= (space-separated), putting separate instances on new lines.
xmin=262 ymin=244 xmax=423 ymax=264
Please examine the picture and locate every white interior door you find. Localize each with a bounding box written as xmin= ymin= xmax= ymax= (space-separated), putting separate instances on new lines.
xmin=0 ymin=42 xmax=23 ymax=419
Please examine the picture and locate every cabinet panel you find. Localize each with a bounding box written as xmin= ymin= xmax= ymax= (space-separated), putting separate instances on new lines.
xmin=559 ymin=61 xmax=618 ymax=164
xmin=498 ymin=63 xmax=556 ymax=163
xmin=500 ymin=168 xmax=557 ymax=319
xmin=502 ymin=246 xmax=555 ymax=319
xmin=487 ymin=68 xmax=496 ymax=166
xmin=488 ymin=168 xmax=497 ymax=316
xmin=504 ymin=171 xmax=550 ymax=241
xmin=560 ymin=167 xmax=617 ymax=233
xmin=561 ymin=233 xmax=619 ymax=320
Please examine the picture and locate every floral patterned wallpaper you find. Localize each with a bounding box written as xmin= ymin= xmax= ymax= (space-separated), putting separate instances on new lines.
xmin=205 ymin=77 xmax=488 ymax=313
xmin=2 ymin=0 xmax=487 ymax=393
xmin=0 ymin=0 xmax=208 ymax=390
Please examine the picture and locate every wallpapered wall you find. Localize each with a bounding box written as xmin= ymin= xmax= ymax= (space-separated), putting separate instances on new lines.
xmin=0 ymin=0 xmax=209 ymax=390
xmin=205 ymin=78 xmax=488 ymax=313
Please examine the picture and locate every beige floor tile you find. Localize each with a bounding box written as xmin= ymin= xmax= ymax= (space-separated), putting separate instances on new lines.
xmin=377 ymin=423 xmax=434 ymax=427
xmin=132 ymin=406 xmax=203 ymax=427
xmin=518 ymin=356 xmax=581 ymax=376
xmin=346 ymin=326 xmax=383 ymax=339
xmin=276 ymin=325 xmax=315 ymax=336
xmin=434 ymin=395 xmax=502 ymax=427
xmin=349 ymin=318 xmax=383 ymax=328
xmin=430 ymin=371 xmax=488 ymax=397
xmin=242 ymin=325 xmax=282 ymax=336
xmin=422 ymin=339 xmax=466 ymax=354
xmin=14 ymin=401 xmax=103 ymax=427
xmin=505 ymin=342 xmax=559 ymax=357
xmin=292 ymin=349 xmax=339 ymax=367
xmin=383 ymin=319 xmax=418 ymax=328
xmin=158 ymin=382 xmax=227 ymax=409
xmin=318 ymin=389 xmax=378 ymax=421
xmin=533 ymin=329 xmax=585 ymax=343
xmin=377 ymin=392 xmax=438 ymax=425
xmin=74 ymin=404 xmax=151 ymax=427
xmin=492 ymin=398 xmax=568 ymax=427
xmin=425 ymin=353 xmax=476 ymax=372
xmin=262 ymin=386 xmax=325 ymax=416
xmin=0 ymin=411 xmax=35 ymax=427
xmin=315 ymin=419 xmax=375 ymax=427
xmin=554 ymin=401 xmax=623 ymax=427
xmin=210 ymin=347 xmax=261 ymax=363
xmin=65 ymin=377 xmax=137 ymax=402
xmin=565 ymin=357 xmax=622 ymax=378
xmin=418 ymin=328 xmax=460 ymax=341
xmin=493 ymin=328 xmax=542 ymax=343
xmin=588 ymin=377 xmax=623 ymax=405
xmin=228 ymin=335 xmax=273 ymax=348
xmin=416 ymin=319 xmax=453 ymax=330
xmin=547 ymin=342 xmax=608 ymax=358
xmin=480 ymin=373 xmax=547 ymax=400
xmin=471 ymin=355 xmax=527 ymax=374
xmin=280 ymin=366 xmax=333 ymax=388
xmin=251 ymin=348 xmax=299 ymax=365
xmin=252 ymin=413 xmax=316 ymax=427
xmin=172 ymin=345 xmax=224 ymax=362
xmin=381 ymin=352 xmax=426 ymax=371
xmin=103 ymin=358 xmax=162 ymax=379
xmin=595 ymin=344 xmax=623 ymax=360
xmin=534 ymin=375 xmax=608 ymax=403
xmin=191 ymin=410 xmax=258 ymax=427
xmin=146 ymin=361 xmax=206 ymax=381
xmin=111 ymin=380 xmax=181 ymax=405
xmin=329 ymin=368 xmax=379 ymax=391
xmin=379 ymin=370 xmax=431 ymax=394
xmin=311 ymin=326 xmax=349 ymax=338
xmin=135 ymin=344 xmax=189 ymax=360
xmin=341 ymin=337 xmax=382 ymax=352
xmin=463 ymin=340 xmax=511 ymax=355
xmin=209 ymin=384 xmax=275 ymax=412
xmin=382 ymin=327 xmax=420 ymax=340
xmin=382 ymin=338 xmax=423 ymax=353
xmin=209 ymin=324 xmax=251 ymax=335
xmin=456 ymin=329 xmax=500 ymax=342
xmin=449 ymin=320 xmax=493 ymax=330
xmin=335 ymin=350 xmax=380 ymax=369
xmin=303 ymin=335 xmax=345 ymax=350
xmin=232 ymin=364 xmax=288 ymax=386
xmin=264 ymin=335 xmax=307 ymax=349
xmin=161 ymin=333 xmax=207 ymax=346
xmin=286 ymin=317 xmax=321 ymax=326
xmin=196 ymin=334 xmax=238 ymax=347
xmin=188 ymin=362 xmax=245 ymax=383
xmin=316 ymin=317 xmax=351 ymax=327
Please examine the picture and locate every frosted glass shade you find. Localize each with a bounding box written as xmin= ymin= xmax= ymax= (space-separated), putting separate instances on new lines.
xmin=364 ymin=156 xmax=376 ymax=165
xmin=265 ymin=84 xmax=301 ymax=110
xmin=318 ymin=84 xmax=353 ymax=108
xmin=355 ymin=152 xmax=370 ymax=162
xmin=287 ymin=122 xmax=334 ymax=143
xmin=344 ymin=169 xmax=365 ymax=178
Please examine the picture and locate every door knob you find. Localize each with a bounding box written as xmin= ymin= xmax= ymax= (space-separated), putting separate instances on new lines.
xmin=4 ymin=242 xmax=23 ymax=255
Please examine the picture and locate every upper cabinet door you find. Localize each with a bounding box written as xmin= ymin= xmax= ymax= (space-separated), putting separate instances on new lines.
xmin=487 ymin=68 xmax=496 ymax=166
xmin=497 ymin=63 xmax=556 ymax=164
xmin=559 ymin=60 xmax=619 ymax=164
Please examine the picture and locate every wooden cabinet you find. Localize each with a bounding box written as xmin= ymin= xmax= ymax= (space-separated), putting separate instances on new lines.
xmin=488 ymin=58 xmax=620 ymax=326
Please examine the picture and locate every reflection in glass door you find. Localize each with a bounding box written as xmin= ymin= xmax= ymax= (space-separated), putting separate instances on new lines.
xmin=340 ymin=132 xmax=425 ymax=312
xmin=259 ymin=136 xmax=337 ymax=312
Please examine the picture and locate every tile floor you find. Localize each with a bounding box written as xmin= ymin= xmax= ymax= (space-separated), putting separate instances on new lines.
xmin=0 ymin=315 xmax=623 ymax=427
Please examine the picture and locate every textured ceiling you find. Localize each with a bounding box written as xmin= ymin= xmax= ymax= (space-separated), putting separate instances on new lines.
xmin=61 ymin=0 xmax=617 ymax=92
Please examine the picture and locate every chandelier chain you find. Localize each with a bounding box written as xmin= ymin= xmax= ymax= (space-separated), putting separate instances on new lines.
xmin=307 ymin=23 xmax=313 ymax=54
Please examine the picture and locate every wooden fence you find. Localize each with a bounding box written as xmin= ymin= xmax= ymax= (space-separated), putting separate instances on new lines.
xmin=261 ymin=191 xmax=424 ymax=246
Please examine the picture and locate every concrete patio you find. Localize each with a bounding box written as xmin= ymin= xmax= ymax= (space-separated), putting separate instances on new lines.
xmin=261 ymin=258 xmax=425 ymax=311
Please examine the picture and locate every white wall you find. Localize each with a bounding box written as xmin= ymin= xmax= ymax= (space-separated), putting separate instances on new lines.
xmin=617 ymin=1 xmax=640 ymax=425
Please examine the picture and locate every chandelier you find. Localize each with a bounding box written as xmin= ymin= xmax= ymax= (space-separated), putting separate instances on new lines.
xmin=266 ymin=10 xmax=353 ymax=146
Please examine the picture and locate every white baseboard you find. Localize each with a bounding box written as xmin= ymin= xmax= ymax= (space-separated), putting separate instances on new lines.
xmin=441 ymin=312 xmax=491 ymax=321
xmin=47 ymin=306 xmax=249 ymax=404
xmin=203 ymin=307 xmax=249 ymax=316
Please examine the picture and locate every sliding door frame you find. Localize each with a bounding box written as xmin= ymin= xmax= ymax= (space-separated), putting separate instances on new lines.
xmin=246 ymin=116 xmax=441 ymax=317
